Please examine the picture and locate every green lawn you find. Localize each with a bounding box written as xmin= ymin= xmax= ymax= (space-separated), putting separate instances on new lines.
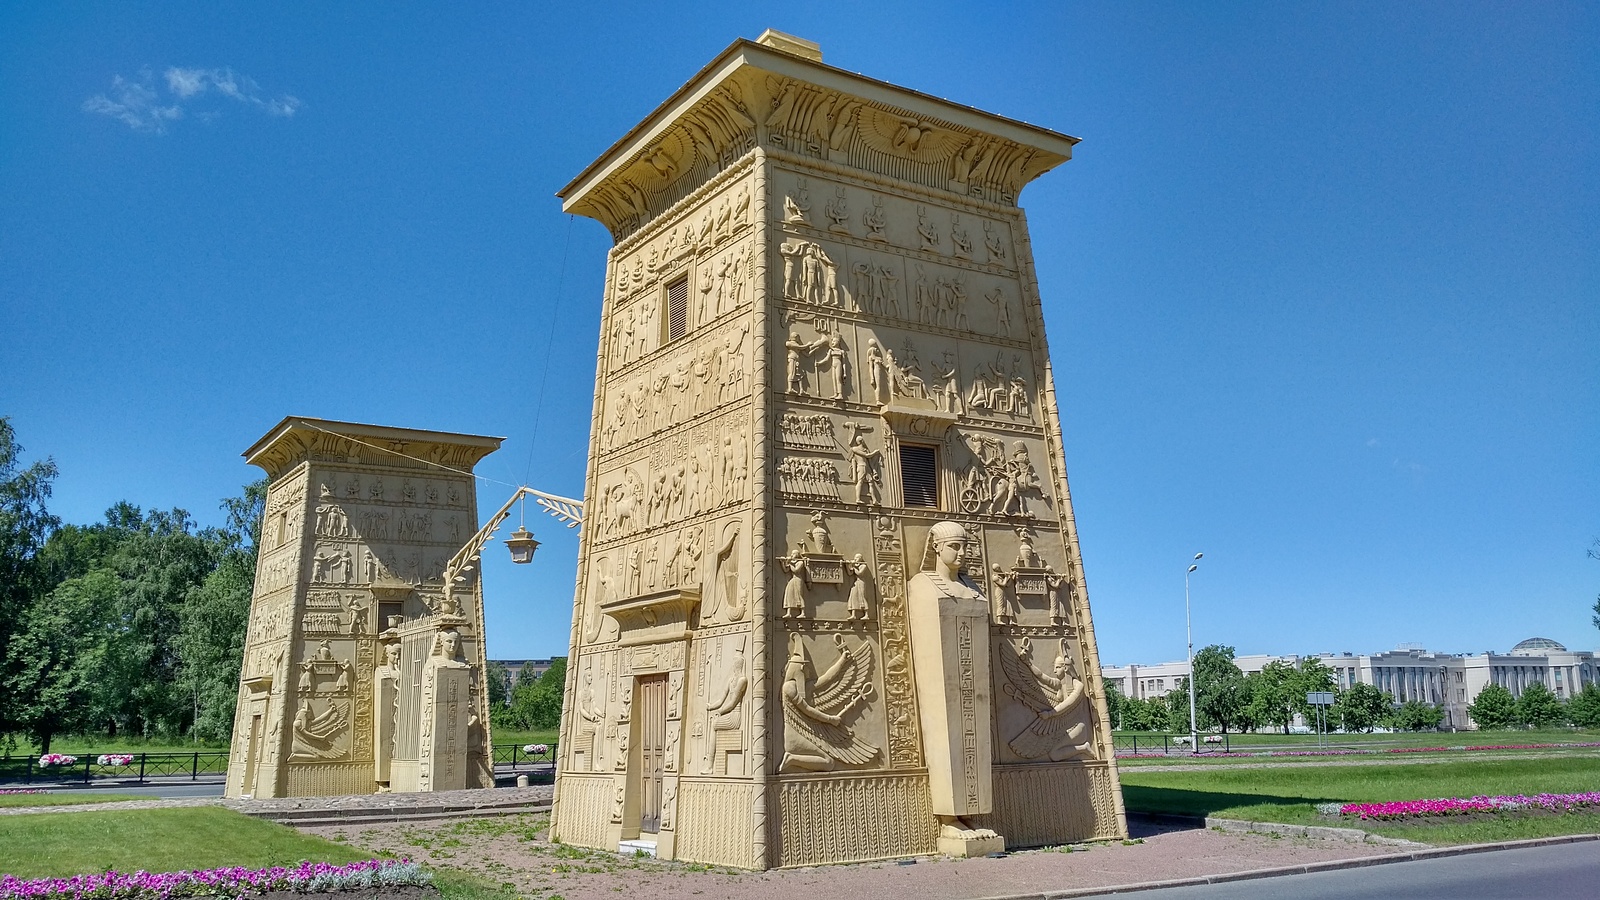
xmin=0 ymin=791 xmax=134 ymax=808
xmin=3 ymin=734 xmax=228 ymax=756
xmin=486 ymin=728 xmax=559 ymax=748
xmin=0 ymin=808 xmax=367 ymax=878
xmin=0 ymin=806 xmax=515 ymax=900
xmin=1114 ymin=728 xmax=1600 ymax=751
xmin=1120 ymin=755 xmax=1600 ymax=844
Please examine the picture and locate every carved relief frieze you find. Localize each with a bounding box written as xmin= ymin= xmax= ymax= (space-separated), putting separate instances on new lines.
xmin=778 ymin=632 xmax=878 ymax=773
xmin=601 ymin=321 xmax=751 ymax=451
xmin=872 ymin=516 xmax=921 ymax=767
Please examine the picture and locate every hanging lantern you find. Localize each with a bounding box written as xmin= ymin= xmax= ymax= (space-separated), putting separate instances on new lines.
xmin=505 ymin=526 xmax=540 ymax=564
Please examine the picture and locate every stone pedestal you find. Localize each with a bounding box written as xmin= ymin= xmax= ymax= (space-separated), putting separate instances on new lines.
xmin=421 ymin=663 xmax=472 ymax=792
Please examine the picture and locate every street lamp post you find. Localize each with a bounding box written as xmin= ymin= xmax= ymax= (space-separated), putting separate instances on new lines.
xmin=1185 ymin=552 xmax=1203 ymax=754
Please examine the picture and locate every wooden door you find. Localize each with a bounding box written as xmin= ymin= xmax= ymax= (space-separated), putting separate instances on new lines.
xmin=637 ymin=674 xmax=669 ymax=833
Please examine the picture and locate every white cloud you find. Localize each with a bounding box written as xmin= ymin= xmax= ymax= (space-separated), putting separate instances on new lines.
xmin=85 ymin=66 xmax=300 ymax=133
xmin=81 ymin=70 xmax=183 ymax=133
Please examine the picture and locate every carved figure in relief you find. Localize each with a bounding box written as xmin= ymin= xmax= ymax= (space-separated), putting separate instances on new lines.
xmin=841 ymin=422 xmax=883 ymax=505
xmin=846 ymin=555 xmax=874 ymax=619
xmin=290 ymin=699 xmax=348 ymax=760
xmin=916 ymin=206 xmax=940 ymax=252
xmin=344 ymin=476 xmax=360 ymax=499
xmin=907 ymin=521 xmax=999 ymax=836
xmin=784 ymin=178 xmax=811 ymax=225
xmin=983 ymin=221 xmax=1007 ymax=263
xmin=887 ymin=344 xmax=930 ymax=401
xmin=709 ymin=521 xmax=745 ymax=623
xmin=734 ymin=184 xmax=750 ymax=224
xmin=680 ymin=525 xmax=702 ymax=589
xmin=825 ymin=187 xmax=850 ymax=234
xmin=862 ymin=196 xmax=888 ymax=241
xmin=779 ymin=553 xmax=809 ymax=618
xmin=951 ymin=214 xmax=972 ymax=260
xmin=985 ymin=287 xmax=1011 ymax=337
xmin=402 ymin=480 xmax=417 ymax=504
xmin=779 ymin=633 xmax=878 ymax=772
xmin=989 ymin=564 xmax=1020 ymax=625
xmin=702 ymin=637 xmax=748 ymax=775
xmin=967 ymin=352 xmax=1032 ymax=420
xmin=1044 ymin=565 xmax=1070 ymax=624
xmin=1015 ymin=526 xmax=1039 ymax=567
xmin=806 ymin=510 xmax=834 ymax=554
xmin=951 ymin=275 xmax=970 ymax=329
xmin=784 ymin=332 xmax=827 ymax=395
xmin=369 ymin=478 xmax=384 ymax=501
xmin=820 ymin=333 xmax=849 ymax=400
xmin=1001 ymin=638 xmax=1093 ymax=761
xmin=959 ymin=434 xmax=1042 ymax=518
xmin=935 ymin=352 xmax=964 ymax=415
xmin=865 ymin=340 xmax=890 ymax=404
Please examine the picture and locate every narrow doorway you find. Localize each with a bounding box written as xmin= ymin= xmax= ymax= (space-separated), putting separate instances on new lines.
xmin=636 ymin=674 xmax=669 ymax=833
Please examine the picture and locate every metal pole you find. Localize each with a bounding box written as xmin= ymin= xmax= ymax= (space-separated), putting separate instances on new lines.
xmin=1186 ymin=560 xmax=1199 ymax=753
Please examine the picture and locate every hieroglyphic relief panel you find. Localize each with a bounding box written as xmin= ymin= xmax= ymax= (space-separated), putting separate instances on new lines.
xmin=984 ymin=763 xmax=1122 ymax=848
xmin=774 ymin=773 xmax=937 ymax=867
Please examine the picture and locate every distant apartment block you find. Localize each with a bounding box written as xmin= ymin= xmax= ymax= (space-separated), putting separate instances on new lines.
xmin=1102 ymin=637 xmax=1598 ymax=730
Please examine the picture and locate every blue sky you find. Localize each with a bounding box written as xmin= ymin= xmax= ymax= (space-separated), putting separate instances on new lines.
xmin=2 ymin=3 xmax=1595 ymax=664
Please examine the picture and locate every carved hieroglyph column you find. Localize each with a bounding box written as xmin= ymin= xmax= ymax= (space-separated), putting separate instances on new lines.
xmin=552 ymin=30 xmax=1124 ymax=868
xmin=224 ymin=417 xmax=501 ymax=799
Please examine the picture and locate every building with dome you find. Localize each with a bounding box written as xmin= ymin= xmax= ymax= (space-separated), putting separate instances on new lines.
xmin=1103 ymin=637 xmax=1598 ymax=731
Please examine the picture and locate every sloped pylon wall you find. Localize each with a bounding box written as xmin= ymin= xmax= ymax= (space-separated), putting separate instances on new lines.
xmin=224 ymin=417 xmax=501 ymax=799
xmin=551 ymin=31 xmax=1126 ymax=869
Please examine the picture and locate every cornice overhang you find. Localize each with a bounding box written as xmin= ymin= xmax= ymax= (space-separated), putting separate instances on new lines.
xmin=244 ymin=416 xmax=504 ymax=482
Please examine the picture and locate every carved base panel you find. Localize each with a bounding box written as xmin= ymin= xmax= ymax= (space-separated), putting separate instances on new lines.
xmin=775 ymin=772 xmax=937 ymax=867
xmin=675 ymin=779 xmax=759 ymax=869
xmin=285 ymin=762 xmax=374 ymax=798
xmin=980 ymin=762 xmax=1124 ymax=847
xmin=553 ymin=774 xmax=617 ymax=851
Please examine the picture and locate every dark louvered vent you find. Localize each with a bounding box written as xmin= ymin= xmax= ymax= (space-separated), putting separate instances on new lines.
xmin=899 ymin=444 xmax=938 ymax=508
xmin=667 ymin=276 xmax=689 ymax=342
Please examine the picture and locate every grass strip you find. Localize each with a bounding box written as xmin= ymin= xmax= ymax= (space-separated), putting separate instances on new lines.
xmin=0 ymin=793 xmax=136 ymax=809
xmin=1120 ymin=755 xmax=1600 ymax=845
xmin=0 ymin=807 xmax=366 ymax=879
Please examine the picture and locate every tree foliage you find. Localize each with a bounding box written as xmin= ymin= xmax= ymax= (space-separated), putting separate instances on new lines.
xmin=1468 ymin=683 xmax=1518 ymax=730
xmin=0 ymin=423 xmax=264 ymax=750
xmin=495 ymin=659 xmax=568 ymax=731
xmin=1334 ymin=682 xmax=1393 ymax=732
xmin=1392 ymin=699 xmax=1445 ymax=732
xmin=0 ymin=418 xmax=61 ymax=737
xmin=1515 ymin=682 xmax=1567 ymax=729
xmin=1192 ymin=645 xmax=1249 ymax=734
xmin=1568 ymin=683 xmax=1600 ymax=729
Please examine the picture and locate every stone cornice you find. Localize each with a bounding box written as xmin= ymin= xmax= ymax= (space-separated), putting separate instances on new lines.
xmin=559 ymin=37 xmax=1078 ymax=241
xmin=245 ymin=416 xmax=504 ymax=483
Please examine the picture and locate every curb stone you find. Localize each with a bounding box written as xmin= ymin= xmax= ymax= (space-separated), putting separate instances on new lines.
xmin=970 ymin=832 xmax=1600 ymax=900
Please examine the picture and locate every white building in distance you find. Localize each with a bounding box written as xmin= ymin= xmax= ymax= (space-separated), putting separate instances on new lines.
xmin=1102 ymin=638 xmax=1599 ymax=730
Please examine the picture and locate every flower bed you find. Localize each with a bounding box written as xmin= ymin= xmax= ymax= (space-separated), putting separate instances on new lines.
xmin=522 ymin=744 xmax=549 ymax=755
xmin=97 ymin=754 xmax=135 ymax=767
xmin=36 ymin=754 xmax=76 ymax=768
xmin=0 ymin=789 xmax=47 ymax=796
xmin=1340 ymin=792 xmax=1600 ymax=821
xmin=0 ymin=859 xmax=429 ymax=900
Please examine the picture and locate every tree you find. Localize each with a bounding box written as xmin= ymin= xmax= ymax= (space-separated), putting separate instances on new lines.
xmin=1392 ymin=699 xmax=1445 ymax=731
xmin=501 ymin=659 xmax=569 ymax=731
xmin=1515 ymin=682 xmax=1566 ymax=729
xmin=1192 ymin=645 xmax=1249 ymax=733
xmin=173 ymin=481 xmax=264 ymax=743
xmin=1568 ymin=684 xmax=1600 ymax=729
xmin=1468 ymin=683 xmax=1518 ymax=729
xmin=1245 ymin=660 xmax=1296 ymax=733
xmin=1334 ymin=683 xmax=1392 ymax=732
xmin=5 ymin=569 xmax=117 ymax=752
xmin=0 ymin=418 xmax=60 ymax=736
xmin=1289 ymin=658 xmax=1336 ymax=728
xmin=486 ymin=661 xmax=511 ymax=711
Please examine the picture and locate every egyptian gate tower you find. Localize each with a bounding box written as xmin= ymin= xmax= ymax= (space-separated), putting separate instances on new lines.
xmin=552 ymin=31 xmax=1126 ymax=867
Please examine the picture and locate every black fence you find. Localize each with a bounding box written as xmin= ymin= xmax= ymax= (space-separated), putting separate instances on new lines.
xmin=2 ymin=742 xmax=560 ymax=786
xmin=490 ymin=742 xmax=558 ymax=770
xmin=1112 ymin=733 xmax=1231 ymax=756
xmin=0 ymin=751 xmax=230 ymax=785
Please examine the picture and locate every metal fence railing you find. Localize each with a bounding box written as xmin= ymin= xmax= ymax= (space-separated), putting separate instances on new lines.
xmin=2 ymin=742 xmax=561 ymax=786
xmin=490 ymin=742 xmax=558 ymax=771
xmin=0 ymin=751 xmax=230 ymax=785
xmin=1112 ymin=733 xmax=1231 ymax=756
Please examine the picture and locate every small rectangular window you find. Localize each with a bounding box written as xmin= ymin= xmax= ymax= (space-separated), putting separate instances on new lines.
xmin=899 ymin=444 xmax=938 ymax=508
xmin=666 ymin=276 xmax=689 ymax=342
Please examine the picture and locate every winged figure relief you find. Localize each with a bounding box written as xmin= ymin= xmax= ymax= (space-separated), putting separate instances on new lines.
xmin=999 ymin=638 xmax=1094 ymax=761
xmin=780 ymin=632 xmax=879 ymax=772
xmin=855 ymin=105 xmax=969 ymax=163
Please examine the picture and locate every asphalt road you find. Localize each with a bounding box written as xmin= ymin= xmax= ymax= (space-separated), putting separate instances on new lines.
xmin=1075 ymin=842 xmax=1599 ymax=899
